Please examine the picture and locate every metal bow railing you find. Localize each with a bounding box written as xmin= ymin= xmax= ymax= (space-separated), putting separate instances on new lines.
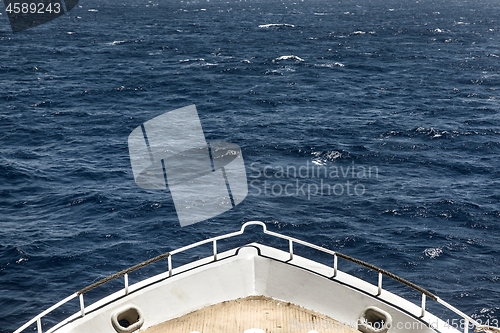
xmin=14 ymin=221 xmax=487 ymax=333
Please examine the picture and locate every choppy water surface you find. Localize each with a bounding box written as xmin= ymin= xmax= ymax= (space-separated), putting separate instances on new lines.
xmin=1 ymin=0 xmax=499 ymax=331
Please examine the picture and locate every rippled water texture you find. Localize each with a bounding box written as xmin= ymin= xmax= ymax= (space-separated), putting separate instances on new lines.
xmin=1 ymin=0 xmax=499 ymax=332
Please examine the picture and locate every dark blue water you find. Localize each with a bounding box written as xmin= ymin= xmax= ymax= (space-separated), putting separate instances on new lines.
xmin=1 ymin=0 xmax=499 ymax=331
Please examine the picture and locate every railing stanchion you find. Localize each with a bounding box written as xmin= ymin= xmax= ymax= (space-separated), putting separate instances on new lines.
xmin=333 ymin=254 xmax=338 ymax=278
xmin=79 ymin=294 xmax=85 ymax=317
xmin=36 ymin=318 xmax=42 ymax=333
xmin=213 ymin=240 xmax=218 ymax=261
xmin=464 ymin=319 xmax=469 ymax=333
xmin=289 ymin=239 xmax=293 ymax=260
xmin=421 ymin=293 xmax=426 ymax=317
xmin=124 ymin=273 xmax=129 ymax=295
xmin=168 ymin=255 xmax=172 ymax=277
xmin=377 ymin=272 xmax=383 ymax=296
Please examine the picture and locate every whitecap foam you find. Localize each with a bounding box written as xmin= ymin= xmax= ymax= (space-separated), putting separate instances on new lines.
xmin=273 ymin=55 xmax=304 ymax=62
xmin=433 ymin=28 xmax=449 ymax=33
xmin=258 ymin=23 xmax=295 ymax=28
xmin=324 ymin=151 xmax=341 ymax=160
xmin=179 ymin=58 xmax=205 ymax=63
xmin=107 ymin=40 xmax=126 ymax=46
xmin=314 ymin=62 xmax=345 ymax=68
xmin=311 ymin=151 xmax=342 ymax=165
xmin=424 ymin=248 xmax=443 ymax=259
xmin=312 ymin=159 xmax=326 ymax=166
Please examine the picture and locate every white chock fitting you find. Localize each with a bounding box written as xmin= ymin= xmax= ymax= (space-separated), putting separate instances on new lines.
xmin=111 ymin=305 xmax=144 ymax=333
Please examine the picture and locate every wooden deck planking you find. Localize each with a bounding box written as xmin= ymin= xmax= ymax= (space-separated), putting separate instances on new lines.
xmin=144 ymin=296 xmax=361 ymax=333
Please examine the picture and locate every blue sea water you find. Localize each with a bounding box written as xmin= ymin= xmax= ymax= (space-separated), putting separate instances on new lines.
xmin=1 ymin=0 xmax=499 ymax=331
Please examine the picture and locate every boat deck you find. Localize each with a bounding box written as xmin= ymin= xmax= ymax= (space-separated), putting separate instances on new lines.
xmin=144 ymin=295 xmax=361 ymax=333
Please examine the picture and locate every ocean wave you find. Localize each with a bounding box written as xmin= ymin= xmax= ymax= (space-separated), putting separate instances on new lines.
xmin=432 ymin=28 xmax=450 ymax=33
xmin=179 ymin=58 xmax=205 ymax=63
xmin=258 ymin=23 xmax=295 ymax=28
xmin=379 ymin=127 xmax=479 ymax=140
xmin=311 ymin=151 xmax=342 ymax=165
xmin=178 ymin=58 xmax=218 ymax=68
xmin=264 ymin=66 xmax=296 ymax=75
xmin=106 ymin=40 xmax=125 ymax=46
xmin=313 ymin=62 xmax=345 ymax=68
xmin=424 ymin=247 xmax=443 ymax=259
xmin=273 ymin=55 xmax=304 ymax=62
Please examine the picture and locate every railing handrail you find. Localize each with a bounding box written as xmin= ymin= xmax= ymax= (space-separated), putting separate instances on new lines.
xmin=14 ymin=221 xmax=481 ymax=333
